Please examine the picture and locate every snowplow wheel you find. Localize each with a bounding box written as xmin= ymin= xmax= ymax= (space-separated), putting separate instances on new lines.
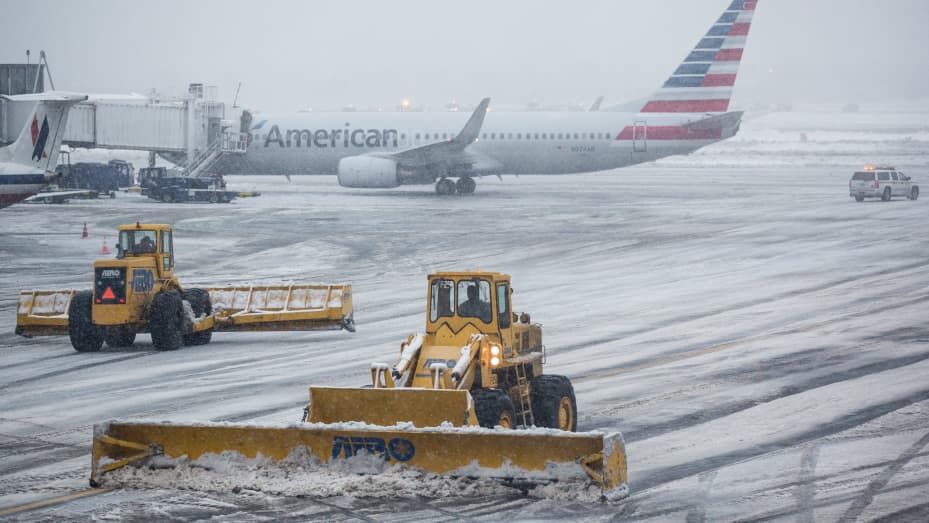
xmin=472 ymin=388 xmax=516 ymax=429
xmin=855 ymin=195 xmax=864 ymax=202
xmin=150 ymin=291 xmax=184 ymax=351
xmin=531 ymin=375 xmax=578 ymax=432
xmin=881 ymin=188 xmax=891 ymax=201
xmin=911 ymin=187 xmax=919 ymax=200
xmin=68 ymin=291 xmax=103 ymax=352
xmin=104 ymin=326 xmax=136 ymax=348
xmin=181 ymin=288 xmax=213 ymax=346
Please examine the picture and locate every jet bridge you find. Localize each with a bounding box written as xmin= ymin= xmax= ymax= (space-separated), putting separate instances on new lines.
xmin=0 ymin=83 xmax=246 ymax=176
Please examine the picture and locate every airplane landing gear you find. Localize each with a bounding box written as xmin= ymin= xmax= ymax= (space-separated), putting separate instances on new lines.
xmin=456 ymin=176 xmax=476 ymax=194
xmin=436 ymin=178 xmax=457 ymax=195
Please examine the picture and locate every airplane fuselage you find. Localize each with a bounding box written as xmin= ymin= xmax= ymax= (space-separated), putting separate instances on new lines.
xmin=0 ymin=163 xmax=47 ymax=208
xmin=239 ymin=111 xmax=726 ymax=176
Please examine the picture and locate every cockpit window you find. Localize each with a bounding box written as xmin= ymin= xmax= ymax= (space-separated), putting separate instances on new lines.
xmin=457 ymin=279 xmax=492 ymax=323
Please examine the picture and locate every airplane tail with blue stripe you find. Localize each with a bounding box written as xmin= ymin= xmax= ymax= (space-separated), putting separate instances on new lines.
xmin=0 ymin=92 xmax=87 ymax=173
xmin=641 ymin=0 xmax=757 ymax=114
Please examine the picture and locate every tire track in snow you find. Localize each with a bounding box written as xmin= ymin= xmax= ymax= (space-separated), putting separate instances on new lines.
xmin=557 ymin=260 xmax=929 ymax=356
xmin=0 ymin=351 xmax=76 ymax=373
xmin=839 ymin=430 xmax=929 ymax=522
xmin=0 ymin=352 xmax=156 ymax=390
xmin=575 ymin=293 xmax=929 ymax=389
xmin=684 ymin=469 xmax=716 ymax=523
xmin=635 ymin=388 xmax=929 ymax=491
xmin=794 ymin=444 xmax=820 ymax=523
xmin=612 ymin=349 xmax=929 ymax=442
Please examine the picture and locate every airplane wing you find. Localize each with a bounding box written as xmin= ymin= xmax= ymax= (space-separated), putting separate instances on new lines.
xmin=25 ymin=190 xmax=97 ymax=204
xmin=369 ymin=98 xmax=490 ymax=168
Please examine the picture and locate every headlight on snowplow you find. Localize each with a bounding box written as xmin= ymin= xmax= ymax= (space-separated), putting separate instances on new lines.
xmin=490 ymin=345 xmax=501 ymax=356
xmin=490 ymin=356 xmax=501 ymax=366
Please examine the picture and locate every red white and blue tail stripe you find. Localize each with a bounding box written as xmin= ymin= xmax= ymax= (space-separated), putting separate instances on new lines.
xmin=641 ymin=0 xmax=757 ymax=114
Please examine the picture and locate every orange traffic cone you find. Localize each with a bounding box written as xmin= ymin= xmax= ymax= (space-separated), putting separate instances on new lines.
xmin=101 ymin=238 xmax=111 ymax=255
xmin=82 ymin=223 xmax=89 ymax=239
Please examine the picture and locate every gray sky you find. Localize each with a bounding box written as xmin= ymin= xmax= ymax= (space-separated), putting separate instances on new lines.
xmin=3 ymin=0 xmax=928 ymax=111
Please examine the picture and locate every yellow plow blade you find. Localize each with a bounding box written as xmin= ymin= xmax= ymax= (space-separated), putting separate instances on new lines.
xmin=15 ymin=290 xmax=75 ymax=337
xmin=206 ymin=284 xmax=354 ymax=332
xmin=91 ymin=421 xmax=628 ymax=499
xmin=308 ymin=386 xmax=478 ymax=427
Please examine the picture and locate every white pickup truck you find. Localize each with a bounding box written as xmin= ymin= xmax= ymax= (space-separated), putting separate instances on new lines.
xmin=849 ymin=167 xmax=919 ymax=202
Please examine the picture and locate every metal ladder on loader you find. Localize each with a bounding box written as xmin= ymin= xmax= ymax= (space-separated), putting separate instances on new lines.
xmin=514 ymin=362 xmax=534 ymax=427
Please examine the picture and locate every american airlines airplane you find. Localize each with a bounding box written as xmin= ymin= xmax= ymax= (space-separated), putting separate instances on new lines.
xmin=0 ymin=92 xmax=87 ymax=208
xmin=233 ymin=0 xmax=758 ymax=194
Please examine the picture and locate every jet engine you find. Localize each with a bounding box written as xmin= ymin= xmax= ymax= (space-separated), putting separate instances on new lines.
xmin=337 ymin=156 xmax=400 ymax=188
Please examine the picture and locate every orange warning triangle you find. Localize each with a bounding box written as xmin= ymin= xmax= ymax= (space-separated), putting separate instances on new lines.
xmin=101 ymin=287 xmax=116 ymax=300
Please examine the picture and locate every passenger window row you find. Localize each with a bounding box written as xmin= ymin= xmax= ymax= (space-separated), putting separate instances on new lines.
xmin=478 ymin=132 xmax=612 ymax=140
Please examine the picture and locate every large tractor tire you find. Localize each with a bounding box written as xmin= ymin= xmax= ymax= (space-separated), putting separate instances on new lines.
xmin=150 ymin=290 xmax=184 ymax=351
xmin=472 ymin=388 xmax=516 ymax=429
xmin=530 ymin=375 xmax=578 ymax=432
xmin=104 ymin=327 xmax=136 ymax=348
xmin=68 ymin=291 xmax=103 ymax=352
xmin=181 ymin=288 xmax=213 ymax=346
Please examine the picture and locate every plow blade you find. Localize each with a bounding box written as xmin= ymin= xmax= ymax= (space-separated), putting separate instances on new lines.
xmin=91 ymin=421 xmax=628 ymax=500
xmin=308 ymin=386 xmax=478 ymax=427
xmin=14 ymin=284 xmax=354 ymax=338
xmin=15 ymin=290 xmax=74 ymax=337
xmin=206 ymin=284 xmax=354 ymax=332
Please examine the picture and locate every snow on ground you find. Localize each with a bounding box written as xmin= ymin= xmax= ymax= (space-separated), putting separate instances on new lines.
xmin=1 ymin=107 xmax=928 ymax=520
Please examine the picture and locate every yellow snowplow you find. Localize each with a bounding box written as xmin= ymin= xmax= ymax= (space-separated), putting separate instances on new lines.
xmin=15 ymin=223 xmax=353 ymax=351
xmin=89 ymin=271 xmax=628 ymax=500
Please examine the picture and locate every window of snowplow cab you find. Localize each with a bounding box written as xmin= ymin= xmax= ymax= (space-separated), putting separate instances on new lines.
xmin=119 ymin=230 xmax=157 ymax=256
xmin=878 ymin=172 xmax=890 ymax=181
xmin=161 ymin=230 xmax=174 ymax=270
xmin=161 ymin=230 xmax=172 ymax=254
xmin=852 ymin=172 xmax=875 ymax=181
xmin=497 ymin=283 xmax=510 ymax=328
xmin=430 ymin=279 xmax=455 ymax=321
xmin=457 ymin=279 xmax=492 ymax=324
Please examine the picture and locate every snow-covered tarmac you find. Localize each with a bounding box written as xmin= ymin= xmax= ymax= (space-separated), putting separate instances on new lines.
xmin=1 ymin=163 xmax=927 ymax=521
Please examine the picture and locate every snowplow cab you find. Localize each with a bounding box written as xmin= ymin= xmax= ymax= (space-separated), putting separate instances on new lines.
xmin=91 ymin=223 xmax=176 ymax=326
xmin=419 ymin=271 xmax=543 ymax=390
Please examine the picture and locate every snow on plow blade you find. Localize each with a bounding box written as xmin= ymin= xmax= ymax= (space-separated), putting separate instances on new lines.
xmin=15 ymin=284 xmax=354 ymax=338
xmin=307 ymin=387 xmax=479 ymax=427
xmin=91 ymin=421 xmax=628 ymax=500
xmin=15 ymin=290 xmax=74 ymax=336
xmin=205 ymin=284 xmax=354 ymax=332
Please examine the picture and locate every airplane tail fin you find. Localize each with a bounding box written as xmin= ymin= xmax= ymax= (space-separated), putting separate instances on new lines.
xmin=0 ymin=92 xmax=87 ymax=171
xmin=640 ymin=0 xmax=757 ymax=114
